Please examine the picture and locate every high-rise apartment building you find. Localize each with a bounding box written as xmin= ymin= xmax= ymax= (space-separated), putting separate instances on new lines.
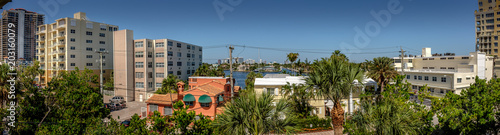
xmin=1 ymin=8 xmax=44 ymax=62
xmin=36 ymin=12 xmax=118 ymax=85
xmin=114 ymin=30 xmax=203 ymax=102
xmin=475 ymin=0 xmax=500 ymax=77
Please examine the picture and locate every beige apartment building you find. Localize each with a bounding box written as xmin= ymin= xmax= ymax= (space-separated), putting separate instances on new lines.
xmin=36 ymin=12 xmax=118 ymax=85
xmin=475 ymin=0 xmax=500 ymax=77
xmin=113 ymin=30 xmax=203 ymax=102
xmin=393 ymin=48 xmax=493 ymax=97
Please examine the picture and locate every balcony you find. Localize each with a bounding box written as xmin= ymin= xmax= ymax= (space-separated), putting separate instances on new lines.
xmin=52 ymin=59 xmax=64 ymax=62
xmin=36 ymin=30 xmax=46 ymax=34
xmin=57 ymin=25 xmax=65 ymax=30
xmin=37 ymin=38 xmax=45 ymax=42
xmin=57 ymin=34 xmax=65 ymax=39
xmin=36 ymin=52 xmax=45 ymax=56
xmin=57 ymin=42 xmax=65 ymax=47
xmin=56 ymin=50 xmax=65 ymax=54
xmin=36 ymin=45 xmax=45 ymax=49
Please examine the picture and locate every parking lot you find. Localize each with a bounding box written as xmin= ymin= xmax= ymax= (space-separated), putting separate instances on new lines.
xmin=105 ymin=95 xmax=147 ymax=121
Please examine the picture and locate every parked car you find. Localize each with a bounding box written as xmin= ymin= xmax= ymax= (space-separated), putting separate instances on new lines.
xmin=109 ymin=96 xmax=125 ymax=103
xmin=121 ymin=120 xmax=131 ymax=127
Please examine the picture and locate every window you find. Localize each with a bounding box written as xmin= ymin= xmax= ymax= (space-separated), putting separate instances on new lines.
xmin=70 ymin=20 xmax=76 ymax=26
xmin=187 ymin=45 xmax=191 ymax=49
xmin=496 ymin=43 xmax=498 ymax=47
xmin=148 ymin=72 xmax=153 ymax=78
xmin=457 ymin=78 xmax=462 ymax=83
xmin=418 ymin=76 xmax=422 ymax=80
xmin=135 ymin=41 xmax=144 ymax=48
xmin=412 ymin=85 xmax=417 ymax=90
xmin=429 ymin=67 xmax=435 ymax=69
xmin=192 ymin=62 xmax=195 ymax=66
xmin=136 ymin=72 xmax=144 ymax=78
xmin=268 ymin=88 xmax=275 ymax=95
xmin=99 ymin=41 xmax=105 ymax=44
xmin=148 ymin=82 xmax=153 ymax=88
xmin=462 ymin=57 xmax=469 ymax=59
xmin=86 ymin=47 xmax=92 ymax=51
xmin=100 ymin=48 xmax=105 ymax=51
xmin=199 ymin=55 xmax=202 ymax=59
xmin=177 ymin=52 xmax=182 ymax=57
xmin=86 ymin=31 xmax=92 ymax=35
xmin=168 ymin=41 xmax=173 ymax=46
xmin=148 ymin=62 xmax=153 ymax=68
xmin=414 ymin=75 xmax=417 ymax=79
xmin=148 ymin=52 xmax=153 ymax=58
xmin=168 ymin=51 xmax=173 ymax=56
xmin=448 ymin=67 xmax=455 ymax=70
xmin=200 ymin=103 xmax=210 ymax=107
xmin=168 ymin=61 xmax=173 ymax=66
xmin=147 ymin=42 xmax=152 ymax=48
xmin=168 ymin=71 xmax=174 ymax=75
xmin=429 ymin=58 xmax=435 ymax=60
xmin=177 ymin=71 xmax=182 ymax=75
xmin=135 ymin=52 xmax=144 ymax=58
xmin=466 ymin=77 xmax=471 ymax=80
xmin=408 ymin=59 xmax=412 ymax=63
xmin=86 ymin=63 xmax=93 ymax=66
xmin=70 ymin=63 xmax=75 ymax=66
xmin=423 ymin=58 xmax=428 ymax=60
xmin=187 ymin=70 xmax=191 ymax=74
xmin=156 ymin=83 xmax=162 ymax=88
xmin=156 ymin=53 xmax=164 ymax=58
xmin=440 ymin=57 xmax=446 ymax=60
xmin=156 ymin=73 xmax=164 ymax=78
xmin=440 ymin=67 xmax=446 ymax=69
xmin=177 ymin=62 xmax=182 ymax=66
xmin=70 ymin=38 xmax=75 ymax=42
xmin=406 ymin=75 xmax=410 ymax=79
xmin=99 ymin=33 xmax=105 ymax=37
xmin=185 ymin=101 xmax=193 ymax=106
xmin=86 ymin=55 xmax=93 ymax=58
xmin=155 ymin=42 xmax=164 ymax=47
xmin=70 ymin=29 xmax=75 ymax=33
xmin=156 ymin=63 xmax=164 ymax=67
xmin=496 ymin=36 xmax=498 ymax=40
xmin=100 ymin=25 xmax=106 ymax=30
xmin=432 ymin=77 xmax=437 ymax=82
xmin=70 ymin=55 xmax=75 ymax=58
xmin=441 ymin=77 xmax=447 ymax=82
xmin=70 ymin=46 xmax=76 ymax=50
xmin=86 ymin=22 xmax=93 ymax=28
xmin=135 ymin=62 xmax=144 ymax=68
xmin=85 ymin=40 xmax=92 ymax=43
xmin=199 ymin=48 xmax=202 ymax=51
xmin=440 ymin=89 xmax=444 ymax=94
xmin=136 ymin=82 xmax=144 ymax=88
xmin=109 ymin=27 xmax=113 ymax=32
xmin=187 ymin=53 xmax=191 ymax=58
xmin=177 ymin=43 xmax=181 ymax=48
xmin=424 ymin=76 xmax=429 ymax=81
xmin=192 ymin=46 xmax=195 ymax=50
xmin=479 ymin=2 xmax=483 ymax=6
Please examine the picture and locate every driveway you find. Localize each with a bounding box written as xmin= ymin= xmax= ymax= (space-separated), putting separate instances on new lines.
xmin=109 ymin=101 xmax=147 ymax=121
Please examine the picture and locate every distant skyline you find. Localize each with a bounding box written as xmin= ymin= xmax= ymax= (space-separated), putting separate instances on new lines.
xmin=5 ymin=0 xmax=479 ymax=63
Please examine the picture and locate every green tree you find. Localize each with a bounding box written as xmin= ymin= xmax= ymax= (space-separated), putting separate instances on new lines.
xmin=213 ymin=91 xmax=299 ymax=134
xmin=366 ymin=57 xmax=398 ymax=92
xmin=193 ymin=63 xmax=225 ymax=77
xmin=344 ymin=75 xmax=434 ymax=135
xmin=104 ymin=70 xmax=114 ymax=90
xmin=432 ymin=78 xmax=500 ymax=134
xmin=191 ymin=113 xmax=213 ymax=134
xmin=287 ymin=52 xmax=299 ymax=71
xmin=0 ymin=63 xmax=11 ymax=107
xmin=281 ymin=83 xmax=314 ymax=118
xmin=305 ymin=51 xmax=364 ymax=135
xmin=123 ymin=114 xmax=149 ymax=134
xmin=172 ymin=101 xmax=196 ymax=134
xmin=244 ymin=72 xmax=263 ymax=90
xmin=34 ymin=67 xmax=109 ymax=134
xmin=150 ymin=111 xmax=173 ymax=134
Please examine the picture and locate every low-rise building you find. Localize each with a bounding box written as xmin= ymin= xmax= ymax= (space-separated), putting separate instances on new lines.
xmin=392 ymin=48 xmax=494 ymax=97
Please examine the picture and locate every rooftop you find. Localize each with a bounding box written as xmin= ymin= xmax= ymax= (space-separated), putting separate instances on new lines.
xmin=145 ymin=93 xmax=178 ymax=105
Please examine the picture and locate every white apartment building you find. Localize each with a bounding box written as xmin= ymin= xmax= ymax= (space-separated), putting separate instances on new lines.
xmin=114 ymin=30 xmax=203 ymax=102
xmin=392 ymin=48 xmax=493 ymax=97
xmin=36 ymin=12 xmax=118 ymax=85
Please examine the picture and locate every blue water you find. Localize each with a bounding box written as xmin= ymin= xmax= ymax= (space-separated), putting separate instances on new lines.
xmin=223 ymin=70 xmax=281 ymax=89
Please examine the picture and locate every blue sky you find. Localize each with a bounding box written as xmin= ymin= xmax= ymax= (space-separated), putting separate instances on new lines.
xmin=6 ymin=0 xmax=478 ymax=63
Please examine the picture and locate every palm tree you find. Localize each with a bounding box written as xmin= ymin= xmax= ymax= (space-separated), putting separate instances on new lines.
xmin=305 ymin=51 xmax=364 ymax=135
xmin=156 ymin=74 xmax=181 ymax=107
xmin=287 ymin=52 xmax=299 ymax=73
xmin=281 ymin=83 xmax=314 ymax=118
xmin=366 ymin=57 xmax=398 ymax=92
xmin=244 ymin=72 xmax=263 ymax=90
xmin=213 ymin=91 xmax=299 ymax=134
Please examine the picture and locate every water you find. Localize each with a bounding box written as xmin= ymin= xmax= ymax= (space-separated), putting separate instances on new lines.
xmin=223 ymin=70 xmax=282 ymax=89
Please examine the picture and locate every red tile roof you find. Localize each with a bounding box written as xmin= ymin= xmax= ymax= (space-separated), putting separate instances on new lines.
xmin=145 ymin=93 xmax=178 ymax=105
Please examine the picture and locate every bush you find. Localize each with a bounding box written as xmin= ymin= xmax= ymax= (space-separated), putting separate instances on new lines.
xmin=297 ymin=116 xmax=332 ymax=132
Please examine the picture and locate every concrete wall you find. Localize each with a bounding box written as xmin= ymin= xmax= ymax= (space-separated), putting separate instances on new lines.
xmin=113 ymin=29 xmax=134 ymax=102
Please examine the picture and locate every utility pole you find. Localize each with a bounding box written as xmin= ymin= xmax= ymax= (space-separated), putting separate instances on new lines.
xmin=96 ymin=50 xmax=109 ymax=95
xmin=229 ymin=46 xmax=234 ymax=98
xmin=400 ymin=46 xmax=406 ymax=75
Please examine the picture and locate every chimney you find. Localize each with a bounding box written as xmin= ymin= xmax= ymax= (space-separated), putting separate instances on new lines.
xmin=422 ymin=48 xmax=431 ymax=57
xmin=177 ymin=81 xmax=185 ymax=93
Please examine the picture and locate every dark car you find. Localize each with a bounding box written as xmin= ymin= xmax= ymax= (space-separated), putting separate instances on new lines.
xmin=121 ymin=120 xmax=131 ymax=127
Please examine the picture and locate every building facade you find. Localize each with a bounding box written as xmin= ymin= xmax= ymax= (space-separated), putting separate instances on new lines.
xmin=393 ymin=48 xmax=493 ymax=97
xmin=1 ymin=8 xmax=44 ymax=62
xmin=36 ymin=12 xmax=118 ymax=85
xmin=113 ymin=29 xmax=203 ymax=102
xmin=475 ymin=0 xmax=500 ymax=77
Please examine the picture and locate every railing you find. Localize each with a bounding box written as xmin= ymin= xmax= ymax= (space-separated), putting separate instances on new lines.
xmin=58 ymin=25 xmax=65 ymax=28
xmin=36 ymin=45 xmax=44 ymax=49
xmin=400 ymin=69 xmax=471 ymax=73
xmin=37 ymin=53 xmax=44 ymax=55
xmin=58 ymin=34 xmax=65 ymax=37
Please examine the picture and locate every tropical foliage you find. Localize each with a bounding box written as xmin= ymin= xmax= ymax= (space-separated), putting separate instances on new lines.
xmin=244 ymin=72 xmax=263 ymax=90
xmin=365 ymin=57 xmax=398 ymax=92
xmin=193 ymin=63 xmax=225 ymax=77
xmin=305 ymin=51 xmax=364 ymax=135
xmin=213 ymin=91 xmax=299 ymax=134
xmin=281 ymin=83 xmax=314 ymax=118
xmin=344 ymin=75 xmax=434 ymax=135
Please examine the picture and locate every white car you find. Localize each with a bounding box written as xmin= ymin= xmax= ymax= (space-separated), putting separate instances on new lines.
xmin=109 ymin=96 xmax=125 ymax=103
